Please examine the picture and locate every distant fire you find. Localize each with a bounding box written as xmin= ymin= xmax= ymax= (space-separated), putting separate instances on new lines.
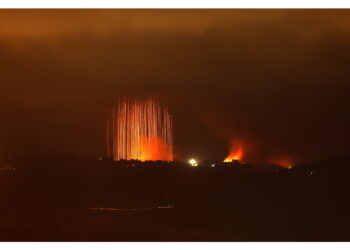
xmin=107 ymin=98 xmax=173 ymax=161
xmin=223 ymin=140 xmax=243 ymax=162
xmin=271 ymin=157 xmax=293 ymax=169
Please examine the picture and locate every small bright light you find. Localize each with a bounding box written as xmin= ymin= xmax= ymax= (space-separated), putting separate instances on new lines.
xmin=188 ymin=158 xmax=198 ymax=167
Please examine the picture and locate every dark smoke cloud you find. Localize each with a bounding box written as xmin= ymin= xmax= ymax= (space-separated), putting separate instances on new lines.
xmin=0 ymin=9 xmax=349 ymax=163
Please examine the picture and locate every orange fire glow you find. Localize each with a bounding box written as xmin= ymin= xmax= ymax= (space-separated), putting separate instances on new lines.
xmin=271 ymin=157 xmax=293 ymax=169
xmin=223 ymin=140 xmax=243 ymax=162
xmin=108 ymin=98 xmax=173 ymax=161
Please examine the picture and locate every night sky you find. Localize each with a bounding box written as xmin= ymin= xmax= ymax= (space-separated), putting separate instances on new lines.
xmin=1 ymin=9 xmax=350 ymax=164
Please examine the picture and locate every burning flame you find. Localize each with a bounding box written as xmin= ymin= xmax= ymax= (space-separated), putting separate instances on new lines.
xmin=139 ymin=137 xmax=173 ymax=161
xmin=223 ymin=140 xmax=243 ymax=162
xmin=108 ymin=98 xmax=173 ymax=161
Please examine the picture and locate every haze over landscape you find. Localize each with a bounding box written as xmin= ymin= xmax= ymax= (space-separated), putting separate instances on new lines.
xmin=1 ymin=9 xmax=350 ymax=165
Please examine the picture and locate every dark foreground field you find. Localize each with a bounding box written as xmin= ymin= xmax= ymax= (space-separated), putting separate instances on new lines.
xmin=0 ymin=155 xmax=350 ymax=241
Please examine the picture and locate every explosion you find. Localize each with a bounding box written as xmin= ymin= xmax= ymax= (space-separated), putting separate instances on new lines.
xmin=223 ymin=140 xmax=243 ymax=162
xmin=107 ymin=98 xmax=173 ymax=161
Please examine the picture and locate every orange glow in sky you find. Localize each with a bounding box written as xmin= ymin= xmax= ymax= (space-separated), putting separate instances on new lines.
xmin=271 ymin=157 xmax=293 ymax=169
